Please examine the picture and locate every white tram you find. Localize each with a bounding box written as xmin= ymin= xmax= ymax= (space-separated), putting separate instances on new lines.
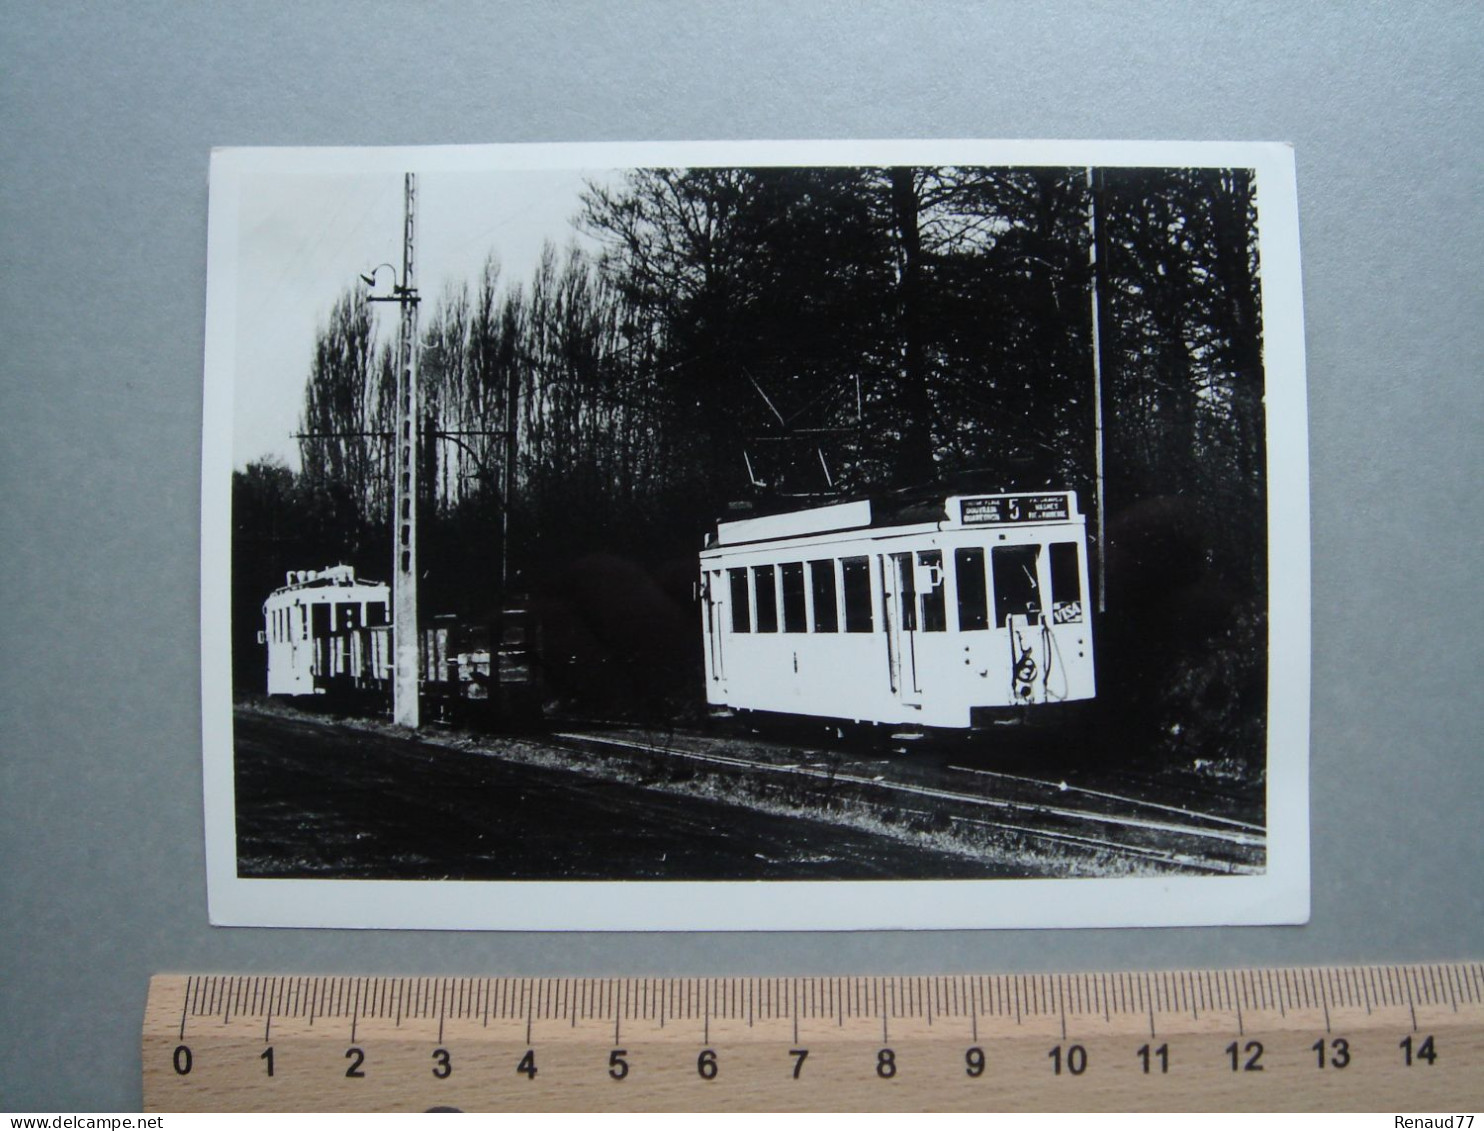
xmin=261 ymin=566 xmax=532 ymax=715
xmin=261 ymin=565 xmax=390 ymax=697
xmin=698 ymin=492 xmax=1096 ymax=729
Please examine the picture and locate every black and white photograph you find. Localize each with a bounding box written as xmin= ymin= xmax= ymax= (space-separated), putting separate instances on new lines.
xmin=201 ymin=139 xmax=1309 ymax=930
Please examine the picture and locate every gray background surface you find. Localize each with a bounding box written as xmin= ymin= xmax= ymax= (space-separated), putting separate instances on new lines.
xmin=2 ymin=1 xmax=1480 ymax=1111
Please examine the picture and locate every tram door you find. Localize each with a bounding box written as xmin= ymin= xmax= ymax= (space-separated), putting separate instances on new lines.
xmin=993 ymin=544 xmax=1046 ymax=704
xmin=704 ymin=568 xmax=726 ymax=682
xmin=282 ymin=602 xmax=313 ymax=694
xmin=880 ymin=552 xmax=922 ymax=704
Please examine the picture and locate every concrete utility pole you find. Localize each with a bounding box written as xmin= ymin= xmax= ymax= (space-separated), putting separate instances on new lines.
xmin=394 ymin=173 xmax=421 ymax=727
xmin=501 ymin=336 xmax=519 ymax=591
xmin=366 ymin=173 xmax=422 ymax=727
xmin=1086 ymin=167 xmax=1109 ymax=614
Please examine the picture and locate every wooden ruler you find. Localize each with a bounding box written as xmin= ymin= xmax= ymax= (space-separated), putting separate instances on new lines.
xmin=144 ymin=964 xmax=1483 ymax=1111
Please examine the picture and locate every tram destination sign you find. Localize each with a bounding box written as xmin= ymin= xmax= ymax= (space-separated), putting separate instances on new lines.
xmin=960 ymin=494 xmax=1070 ymax=525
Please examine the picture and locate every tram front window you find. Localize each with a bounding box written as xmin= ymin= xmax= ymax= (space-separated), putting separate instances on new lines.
xmin=992 ymin=544 xmax=1042 ymax=626
xmin=955 ymin=547 xmax=989 ymax=631
xmin=1049 ymin=542 xmax=1084 ymax=624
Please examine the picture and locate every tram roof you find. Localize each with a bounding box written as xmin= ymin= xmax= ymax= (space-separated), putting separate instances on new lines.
xmin=266 ymin=565 xmax=388 ymax=600
xmin=711 ymin=490 xmax=1079 ymax=547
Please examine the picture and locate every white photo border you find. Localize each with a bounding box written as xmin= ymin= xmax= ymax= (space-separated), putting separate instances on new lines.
xmin=201 ymin=139 xmax=1309 ymax=930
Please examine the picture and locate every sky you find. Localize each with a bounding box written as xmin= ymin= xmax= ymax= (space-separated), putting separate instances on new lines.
xmin=219 ymin=140 xmax=1297 ymax=475
xmin=230 ymin=167 xmax=612 ymax=470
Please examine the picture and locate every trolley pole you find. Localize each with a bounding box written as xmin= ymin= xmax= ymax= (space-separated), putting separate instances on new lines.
xmin=366 ymin=173 xmax=422 ymax=728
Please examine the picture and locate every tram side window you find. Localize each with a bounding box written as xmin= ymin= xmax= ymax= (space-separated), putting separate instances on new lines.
xmin=842 ymin=556 xmax=873 ymax=633
xmin=780 ymin=562 xmax=807 ymax=633
xmin=728 ymin=568 xmax=751 ymax=632
xmin=753 ymin=565 xmax=779 ymax=633
xmin=917 ymin=550 xmax=946 ymax=632
xmin=992 ymin=544 xmax=1043 ymax=626
xmin=893 ymin=554 xmax=918 ymax=630
xmin=1049 ymin=542 xmax=1084 ymax=624
xmin=809 ymin=559 xmax=839 ymax=632
xmin=955 ymin=547 xmax=989 ymax=631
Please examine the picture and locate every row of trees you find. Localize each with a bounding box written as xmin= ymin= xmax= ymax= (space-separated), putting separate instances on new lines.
xmin=235 ymin=164 xmax=1268 ymax=768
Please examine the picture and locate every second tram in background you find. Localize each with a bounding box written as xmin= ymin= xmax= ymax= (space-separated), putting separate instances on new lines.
xmin=698 ymin=490 xmax=1095 ymax=730
xmin=260 ymin=564 xmax=538 ymax=721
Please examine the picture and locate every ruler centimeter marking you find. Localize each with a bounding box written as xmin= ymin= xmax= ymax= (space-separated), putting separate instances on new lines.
xmin=144 ymin=965 xmax=1484 ymax=1112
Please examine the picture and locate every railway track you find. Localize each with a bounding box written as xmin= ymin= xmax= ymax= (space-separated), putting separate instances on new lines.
xmin=547 ymin=728 xmax=1265 ymax=875
xmin=234 ymin=701 xmax=1265 ymax=877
